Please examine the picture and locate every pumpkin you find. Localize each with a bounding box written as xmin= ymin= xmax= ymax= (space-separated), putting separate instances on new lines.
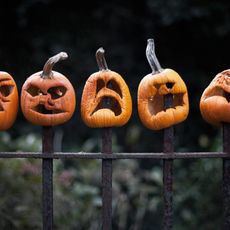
xmin=137 ymin=39 xmax=189 ymax=130
xmin=81 ymin=47 xmax=132 ymax=128
xmin=21 ymin=52 xmax=76 ymax=126
xmin=0 ymin=71 xmax=18 ymax=130
xmin=200 ymin=69 xmax=230 ymax=126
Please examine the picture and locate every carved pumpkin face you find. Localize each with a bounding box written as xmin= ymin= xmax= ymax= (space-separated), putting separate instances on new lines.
xmin=138 ymin=69 xmax=189 ymax=130
xmin=21 ymin=52 xmax=76 ymax=126
xmin=81 ymin=70 xmax=132 ymax=128
xmin=0 ymin=71 xmax=18 ymax=130
xmin=137 ymin=39 xmax=189 ymax=130
xmin=200 ymin=69 xmax=230 ymax=126
xmin=21 ymin=72 xmax=76 ymax=126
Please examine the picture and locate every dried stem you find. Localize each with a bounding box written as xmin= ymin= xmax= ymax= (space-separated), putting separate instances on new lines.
xmin=146 ymin=38 xmax=163 ymax=74
xmin=41 ymin=52 xmax=68 ymax=79
xmin=96 ymin=47 xmax=109 ymax=71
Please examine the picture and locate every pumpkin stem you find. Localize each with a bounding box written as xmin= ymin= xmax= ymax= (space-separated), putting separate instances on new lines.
xmin=41 ymin=52 xmax=68 ymax=79
xmin=96 ymin=47 xmax=109 ymax=71
xmin=146 ymin=38 xmax=163 ymax=74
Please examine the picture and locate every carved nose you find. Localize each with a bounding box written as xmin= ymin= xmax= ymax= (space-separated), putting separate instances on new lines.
xmin=39 ymin=95 xmax=47 ymax=104
xmin=48 ymin=98 xmax=54 ymax=106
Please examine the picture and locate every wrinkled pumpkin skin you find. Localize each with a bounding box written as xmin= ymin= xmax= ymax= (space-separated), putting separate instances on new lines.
xmin=138 ymin=68 xmax=189 ymax=130
xmin=200 ymin=69 xmax=230 ymax=126
xmin=81 ymin=70 xmax=132 ymax=128
xmin=0 ymin=71 xmax=18 ymax=130
xmin=21 ymin=71 xmax=76 ymax=126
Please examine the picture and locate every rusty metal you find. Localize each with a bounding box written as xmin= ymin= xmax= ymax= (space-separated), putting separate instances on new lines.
xmin=42 ymin=126 xmax=54 ymax=230
xmin=101 ymin=127 xmax=112 ymax=230
xmin=223 ymin=123 xmax=230 ymax=229
xmin=0 ymin=151 xmax=229 ymax=159
xmin=163 ymin=94 xmax=174 ymax=230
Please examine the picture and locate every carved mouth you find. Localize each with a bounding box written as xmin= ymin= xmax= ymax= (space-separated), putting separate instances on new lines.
xmin=33 ymin=104 xmax=63 ymax=114
xmin=148 ymin=93 xmax=184 ymax=115
xmin=224 ymin=91 xmax=230 ymax=102
xmin=205 ymin=87 xmax=230 ymax=103
xmin=91 ymin=96 xmax=121 ymax=116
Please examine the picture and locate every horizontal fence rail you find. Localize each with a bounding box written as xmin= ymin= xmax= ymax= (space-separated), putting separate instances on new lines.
xmin=0 ymin=151 xmax=229 ymax=159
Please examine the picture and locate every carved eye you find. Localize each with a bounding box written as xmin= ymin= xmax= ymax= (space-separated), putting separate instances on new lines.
xmin=166 ymin=82 xmax=174 ymax=89
xmin=0 ymin=85 xmax=14 ymax=97
xmin=96 ymin=79 xmax=105 ymax=94
xmin=48 ymin=86 xmax=67 ymax=99
xmin=27 ymin=86 xmax=41 ymax=97
xmin=107 ymin=80 xmax=122 ymax=97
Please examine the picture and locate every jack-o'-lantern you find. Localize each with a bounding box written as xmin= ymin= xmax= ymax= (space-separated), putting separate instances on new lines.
xmin=21 ymin=52 xmax=76 ymax=126
xmin=81 ymin=47 xmax=132 ymax=128
xmin=200 ymin=69 xmax=230 ymax=126
xmin=0 ymin=71 xmax=18 ymax=130
xmin=138 ymin=39 xmax=189 ymax=130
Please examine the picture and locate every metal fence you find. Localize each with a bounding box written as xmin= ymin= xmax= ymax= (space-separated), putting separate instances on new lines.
xmin=1 ymin=95 xmax=230 ymax=230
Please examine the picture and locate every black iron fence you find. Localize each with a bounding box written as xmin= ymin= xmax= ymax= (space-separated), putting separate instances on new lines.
xmin=0 ymin=125 xmax=229 ymax=230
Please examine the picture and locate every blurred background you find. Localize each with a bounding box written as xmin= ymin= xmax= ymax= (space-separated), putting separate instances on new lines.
xmin=0 ymin=0 xmax=229 ymax=229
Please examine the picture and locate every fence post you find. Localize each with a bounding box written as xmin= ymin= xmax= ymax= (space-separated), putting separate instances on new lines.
xmin=102 ymin=127 xmax=112 ymax=230
xmin=223 ymin=123 xmax=230 ymax=230
xmin=163 ymin=94 xmax=174 ymax=230
xmin=42 ymin=126 xmax=54 ymax=230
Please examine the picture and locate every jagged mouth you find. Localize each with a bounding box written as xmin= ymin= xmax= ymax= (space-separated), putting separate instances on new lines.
xmin=33 ymin=104 xmax=63 ymax=114
xmin=91 ymin=96 xmax=121 ymax=116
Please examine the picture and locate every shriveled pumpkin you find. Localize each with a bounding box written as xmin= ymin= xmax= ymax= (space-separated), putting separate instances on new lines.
xmin=21 ymin=52 xmax=76 ymax=126
xmin=81 ymin=47 xmax=132 ymax=128
xmin=200 ymin=69 xmax=230 ymax=126
xmin=138 ymin=39 xmax=189 ymax=130
xmin=0 ymin=71 xmax=18 ymax=130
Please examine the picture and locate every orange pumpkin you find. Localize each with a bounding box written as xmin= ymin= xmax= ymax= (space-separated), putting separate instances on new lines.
xmin=200 ymin=69 xmax=230 ymax=126
xmin=21 ymin=52 xmax=76 ymax=126
xmin=81 ymin=48 xmax=132 ymax=128
xmin=0 ymin=71 xmax=18 ymax=130
xmin=138 ymin=39 xmax=189 ymax=130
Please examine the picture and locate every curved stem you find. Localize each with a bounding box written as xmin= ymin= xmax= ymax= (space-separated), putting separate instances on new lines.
xmin=96 ymin=47 xmax=109 ymax=71
xmin=146 ymin=38 xmax=163 ymax=74
xmin=41 ymin=52 xmax=68 ymax=79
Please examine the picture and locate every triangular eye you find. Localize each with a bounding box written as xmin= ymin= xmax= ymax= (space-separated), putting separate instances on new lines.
xmin=0 ymin=85 xmax=14 ymax=97
xmin=27 ymin=86 xmax=41 ymax=97
xmin=96 ymin=79 xmax=105 ymax=94
xmin=166 ymin=82 xmax=174 ymax=89
xmin=48 ymin=86 xmax=67 ymax=99
xmin=107 ymin=80 xmax=122 ymax=98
